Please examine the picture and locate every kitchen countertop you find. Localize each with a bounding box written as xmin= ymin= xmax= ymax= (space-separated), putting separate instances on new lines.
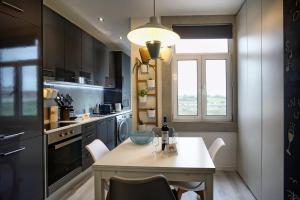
xmin=44 ymin=109 xmax=132 ymax=135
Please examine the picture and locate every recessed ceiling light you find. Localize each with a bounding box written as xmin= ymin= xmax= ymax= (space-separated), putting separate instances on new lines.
xmin=119 ymin=36 xmax=123 ymax=40
xmin=98 ymin=17 xmax=104 ymax=22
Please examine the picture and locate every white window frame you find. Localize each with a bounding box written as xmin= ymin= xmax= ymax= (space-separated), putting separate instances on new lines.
xmin=172 ymin=45 xmax=233 ymax=122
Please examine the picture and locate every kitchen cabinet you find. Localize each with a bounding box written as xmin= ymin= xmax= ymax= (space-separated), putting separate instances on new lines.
xmin=81 ymin=32 xmax=94 ymax=84
xmin=64 ymin=20 xmax=82 ymax=82
xmin=0 ymin=136 xmax=43 ymax=200
xmin=43 ymin=6 xmax=65 ymax=79
xmin=96 ymin=117 xmax=116 ymax=150
xmin=82 ymin=122 xmax=96 ymax=170
xmin=105 ymin=52 xmax=131 ymax=108
xmin=0 ymin=0 xmax=41 ymax=27
xmin=93 ymin=39 xmax=116 ymax=87
xmin=106 ymin=117 xmax=116 ymax=150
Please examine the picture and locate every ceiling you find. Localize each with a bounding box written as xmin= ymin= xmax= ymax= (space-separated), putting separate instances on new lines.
xmin=44 ymin=0 xmax=244 ymax=54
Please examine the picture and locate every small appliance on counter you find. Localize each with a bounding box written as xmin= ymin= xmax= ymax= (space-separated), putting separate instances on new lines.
xmin=99 ymin=104 xmax=113 ymax=115
xmin=115 ymin=103 xmax=122 ymax=112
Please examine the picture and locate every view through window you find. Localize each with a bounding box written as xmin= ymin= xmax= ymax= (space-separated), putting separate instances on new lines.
xmin=173 ymin=39 xmax=231 ymax=121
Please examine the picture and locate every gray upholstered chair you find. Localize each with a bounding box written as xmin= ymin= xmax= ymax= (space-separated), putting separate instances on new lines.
xmin=109 ymin=175 xmax=177 ymax=200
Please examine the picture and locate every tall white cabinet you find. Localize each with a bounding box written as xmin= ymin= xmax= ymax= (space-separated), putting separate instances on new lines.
xmin=237 ymin=0 xmax=284 ymax=199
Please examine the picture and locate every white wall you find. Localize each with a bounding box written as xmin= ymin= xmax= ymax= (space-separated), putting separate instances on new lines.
xmin=178 ymin=132 xmax=237 ymax=171
xmin=236 ymin=0 xmax=284 ymax=199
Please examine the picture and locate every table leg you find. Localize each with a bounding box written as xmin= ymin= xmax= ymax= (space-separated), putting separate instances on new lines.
xmin=205 ymin=174 xmax=214 ymax=200
xmin=94 ymin=171 xmax=105 ymax=200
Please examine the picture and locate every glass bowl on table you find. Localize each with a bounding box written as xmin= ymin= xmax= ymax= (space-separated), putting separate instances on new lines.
xmin=129 ymin=131 xmax=154 ymax=145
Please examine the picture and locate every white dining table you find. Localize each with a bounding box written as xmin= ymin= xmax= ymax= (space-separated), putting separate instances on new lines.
xmin=93 ymin=137 xmax=215 ymax=200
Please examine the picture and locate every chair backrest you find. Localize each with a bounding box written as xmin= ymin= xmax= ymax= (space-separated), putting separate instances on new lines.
xmin=109 ymin=175 xmax=176 ymax=200
xmin=85 ymin=139 xmax=109 ymax=162
xmin=152 ymin=127 xmax=175 ymax=137
xmin=208 ymin=138 xmax=226 ymax=161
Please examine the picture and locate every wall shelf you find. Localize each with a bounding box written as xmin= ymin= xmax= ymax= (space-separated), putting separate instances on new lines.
xmin=134 ymin=59 xmax=158 ymax=128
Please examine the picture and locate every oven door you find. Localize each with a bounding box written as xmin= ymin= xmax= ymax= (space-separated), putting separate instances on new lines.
xmin=47 ymin=135 xmax=82 ymax=195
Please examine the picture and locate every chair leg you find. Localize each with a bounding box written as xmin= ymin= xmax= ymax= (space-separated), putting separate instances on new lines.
xmin=196 ymin=190 xmax=205 ymax=200
xmin=106 ymin=190 xmax=110 ymax=200
xmin=177 ymin=188 xmax=186 ymax=200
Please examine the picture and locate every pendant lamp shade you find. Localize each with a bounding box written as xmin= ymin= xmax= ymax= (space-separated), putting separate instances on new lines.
xmin=146 ymin=40 xmax=161 ymax=59
xmin=127 ymin=17 xmax=180 ymax=47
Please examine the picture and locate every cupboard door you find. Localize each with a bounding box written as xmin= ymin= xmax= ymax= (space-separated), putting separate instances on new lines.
xmin=96 ymin=120 xmax=108 ymax=144
xmin=93 ymin=39 xmax=109 ymax=86
xmin=64 ymin=20 xmax=82 ymax=82
xmin=0 ymin=0 xmax=41 ymax=27
xmin=82 ymin=32 xmax=94 ymax=84
xmin=0 ymin=136 xmax=43 ymax=200
xmin=106 ymin=117 xmax=116 ymax=150
xmin=43 ymin=6 xmax=65 ymax=78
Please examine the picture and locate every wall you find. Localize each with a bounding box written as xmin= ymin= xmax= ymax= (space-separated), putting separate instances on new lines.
xmin=236 ymin=0 xmax=284 ymax=199
xmin=45 ymin=85 xmax=104 ymax=115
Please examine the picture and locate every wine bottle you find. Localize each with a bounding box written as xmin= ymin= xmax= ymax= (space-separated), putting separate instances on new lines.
xmin=161 ymin=117 xmax=169 ymax=151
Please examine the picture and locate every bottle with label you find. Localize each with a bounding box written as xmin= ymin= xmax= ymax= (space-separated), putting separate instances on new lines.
xmin=161 ymin=117 xmax=169 ymax=151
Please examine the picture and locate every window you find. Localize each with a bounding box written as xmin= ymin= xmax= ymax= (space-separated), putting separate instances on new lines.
xmin=172 ymin=39 xmax=232 ymax=121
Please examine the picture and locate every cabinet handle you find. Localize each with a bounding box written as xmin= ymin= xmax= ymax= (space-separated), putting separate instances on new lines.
xmin=0 ymin=147 xmax=26 ymax=157
xmin=1 ymin=1 xmax=24 ymax=12
xmin=0 ymin=132 xmax=25 ymax=141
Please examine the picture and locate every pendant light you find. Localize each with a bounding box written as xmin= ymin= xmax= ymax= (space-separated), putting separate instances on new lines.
xmin=127 ymin=0 xmax=180 ymax=59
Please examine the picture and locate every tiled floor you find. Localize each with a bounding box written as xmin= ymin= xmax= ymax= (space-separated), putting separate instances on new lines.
xmin=58 ymin=171 xmax=255 ymax=200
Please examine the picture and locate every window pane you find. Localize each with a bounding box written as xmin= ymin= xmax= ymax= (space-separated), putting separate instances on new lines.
xmin=0 ymin=67 xmax=15 ymax=116
xmin=205 ymin=60 xmax=227 ymax=116
xmin=22 ymin=65 xmax=38 ymax=116
xmin=175 ymin=39 xmax=228 ymax=54
xmin=177 ymin=60 xmax=198 ymax=116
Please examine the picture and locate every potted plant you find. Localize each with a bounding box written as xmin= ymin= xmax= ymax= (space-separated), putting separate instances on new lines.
xmin=140 ymin=64 xmax=149 ymax=73
xmin=147 ymin=108 xmax=156 ymax=118
xmin=138 ymin=89 xmax=148 ymax=103
xmin=147 ymin=77 xmax=155 ymax=89
xmin=138 ymin=119 xmax=146 ymax=132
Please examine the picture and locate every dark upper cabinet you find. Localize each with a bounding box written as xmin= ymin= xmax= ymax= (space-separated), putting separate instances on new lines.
xmin=110 ymin=52 xmax=131 ymax=108
xmin=0 ymin=0 xmax=41 ymax=27
xmin=93 ymin=39 xmax=110 ymax=86
xmin=64 ymin=20 xmax=82 ymax=82
xmin=81 ymin=32 xmax=94 ymax=84
xmin=43 ymin=6 xmax=65 ymax=79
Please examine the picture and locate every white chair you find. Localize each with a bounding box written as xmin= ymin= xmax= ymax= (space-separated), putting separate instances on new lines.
xmin=173 ymin=138 xmax=226 ymax=200
xmin=86 ymin=139 xmax=109 ymax=162
xmin=86 ymin=139 xmax=110 ymax=199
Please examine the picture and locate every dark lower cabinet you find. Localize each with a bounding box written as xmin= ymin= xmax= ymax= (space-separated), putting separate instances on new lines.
xmin=106 ymin=117 xmax=116 ymax=150
xmin=82 ymin=123 xmax=96 ymax=170
xmin=96 ymin=117 xmax=116 ymax=150
xmin=0 ymin=136 xmax=43 ymax=200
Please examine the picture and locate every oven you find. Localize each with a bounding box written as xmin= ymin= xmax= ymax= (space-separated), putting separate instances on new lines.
xmin=46 ymin=126 xmax=82 ymax=195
